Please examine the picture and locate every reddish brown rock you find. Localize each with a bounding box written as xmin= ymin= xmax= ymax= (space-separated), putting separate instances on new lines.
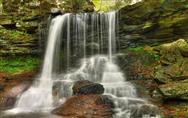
xmin=0 ymin=72 xmax=34 ymax=110
xmin=52 ymin=95 xmax=114 ymax=118
xmin=0 ymin=82 xmax=31 ymax=110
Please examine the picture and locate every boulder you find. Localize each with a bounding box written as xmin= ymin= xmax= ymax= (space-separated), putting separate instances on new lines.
xmin=53 ymin=80 xmax=114 ymax=117
xmin=52 ymin=95 xmax=114 ymax=118
xmin=158 ymin=81 xmax=188 ymax=100
xmin=72 ymin=80 xmax=104 ymax=95
xmin=153 ymin=39 xmax=188 ymax=83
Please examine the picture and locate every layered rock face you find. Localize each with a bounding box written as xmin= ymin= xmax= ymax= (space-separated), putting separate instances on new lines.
xmin=53 ymin=80 xmax=114 ymax=118
xmin=115 ymin=0 xmax=188 ymax=102
xmin=0 ymin=0 xmax=47 ymax=56
xmin=0 ymin=0 xmax=94 ymax=56
xmin=118 ymin=0 xmax=188 ymax=48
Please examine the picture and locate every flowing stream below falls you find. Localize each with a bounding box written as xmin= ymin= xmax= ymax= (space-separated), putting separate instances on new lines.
xmin=1 ymin=11 xmax=160 ymax=118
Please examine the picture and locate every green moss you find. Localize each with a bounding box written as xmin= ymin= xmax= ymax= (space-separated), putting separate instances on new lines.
xmin=128 ymin=46 xmax=144 ymax=52
xmin=0 ymin=28 xmax=32 ymax=41
xmin=159 ymin=11 xmax=187 ymax=28
xmin=143 ymin=21 xmax=153 ymax=29
xmin=185 ymin=4 xmax=188 ymax=8
xmin=0 ymin=56 xmax=40 ymax=74
xmin=128 ymin=46 xmax=160 ymax=65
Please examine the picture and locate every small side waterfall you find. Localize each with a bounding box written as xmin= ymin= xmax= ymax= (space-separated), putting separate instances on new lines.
xmin=10 ymin=10 xmax=160 ymax=117
xmin=12 ymin=14 xmax=71 ymax=112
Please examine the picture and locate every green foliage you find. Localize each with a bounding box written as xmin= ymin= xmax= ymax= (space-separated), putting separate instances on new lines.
xmin=0 ymin=28 xmax=32 ymax=41
xmin=0 ymin=56 xmax=40 ymax=74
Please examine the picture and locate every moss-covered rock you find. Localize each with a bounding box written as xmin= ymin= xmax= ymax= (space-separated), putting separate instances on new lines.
xmin=159 ymin=81 xmax=188 ymax=100
xmin=119 ymin=39 xmax=188 ymax=101
xmin=117 ymin=45 xmax=160 ymax=81
xmin=0 ymin=27 xmax=39 ymax=55
xmin=153 ymin=39 xmax=188 ymax=83
xmin=0 ymin=0 xmax=96 ymax=56
xmin=119 ymin=0 xmax=188 ymax=48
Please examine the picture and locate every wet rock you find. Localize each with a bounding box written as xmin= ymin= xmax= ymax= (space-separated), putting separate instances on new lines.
xmin=72 ymin=80 xmax=104 ymax=95
xmin=0 ymin=82 xmax=31 ymax=110
xmin=52 ymin=95 xmax=114 ymax=118
xmin=130 ymin=104 xmax=160 ymax=118
xmin=0 ymin=96 xmax=16 ymax=110
xmin=52 ymin=80 xmax=73 ymax=105
xmin=53 ymin=80 xmax=114 ymax=117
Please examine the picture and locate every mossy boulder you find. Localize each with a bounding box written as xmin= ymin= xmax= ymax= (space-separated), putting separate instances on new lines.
xmin=119 ymin=39 xmax=188 ymax=102
xmin=153 ymin=39 xmax=188 ymax=83
xmin=159 ymin=81 xmax=188 ymax=100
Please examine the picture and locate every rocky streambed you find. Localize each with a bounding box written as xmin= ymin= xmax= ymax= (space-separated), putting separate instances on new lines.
xmin=0 ymin=80 xmax=114 ymax=118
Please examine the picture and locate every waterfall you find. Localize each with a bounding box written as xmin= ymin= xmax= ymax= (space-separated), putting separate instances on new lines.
xmin=108 ymin=12 xmax=116 ymax=60
xmin=11 ymin=14 xmax=71 ymax=112
xmin=9 ymin=11 xmax=160 ymax=117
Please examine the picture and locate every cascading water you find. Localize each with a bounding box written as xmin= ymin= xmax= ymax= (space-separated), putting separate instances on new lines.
xmin=10 ymin=14 xmax=71 ymax=112
xmin=8 ymin=9 xmax=160 ymax=118
xmin=54 ymin=11 xmax=160 ymax=117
